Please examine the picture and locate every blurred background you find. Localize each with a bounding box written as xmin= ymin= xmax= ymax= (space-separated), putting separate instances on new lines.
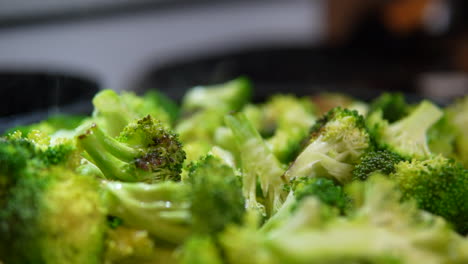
xmin=0 ymin=0 xmax=467 ymax=129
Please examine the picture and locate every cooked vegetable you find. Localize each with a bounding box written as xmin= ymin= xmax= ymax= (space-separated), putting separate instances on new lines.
xmin=78 ymin=115 xmax=185 ymax=182
xmin=1 ymin=78 xmax=467 ymax=264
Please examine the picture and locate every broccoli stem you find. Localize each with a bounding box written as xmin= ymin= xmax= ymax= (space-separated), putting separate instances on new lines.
xmin=105 ymin=181 xmax=191 ymax=244
xmin=384 ymin=101 xmax=443 ymax=158
xmin=78 ymin=124 xmax=138 ymax=181
xmin=284 ymin=140 xmax=354 ymax=183
xmin=225 ymin=113 xmax=285 ymax=216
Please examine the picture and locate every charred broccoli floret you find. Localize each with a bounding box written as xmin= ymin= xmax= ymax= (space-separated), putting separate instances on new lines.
xmin=78 ymin=115 xmax=185 ymax=182
xmin=284 ymin=107 xmax=371 ymax=183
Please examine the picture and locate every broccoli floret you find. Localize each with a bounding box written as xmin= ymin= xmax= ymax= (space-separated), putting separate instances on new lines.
xmin=427 ymin=113 xmax=457 ymax=158
xmin=248 ymin=176 xmax=467 ymax=264
xmin=78 ymin=115 xmax=185 ymax=182
xmin=263 ymin=95 xmax=316 ymax=164
xmin=176 ymin=78 xmax=252 ymax=162
xmin=144 ymin=90 xmax=180 ymax=124
xmin=4 ymin=114 xmax=87 ymax=136
xmin=181 ymin=77 xmax=251 ymax=112
xmin=176 ymin=109 xmax=224 ymax=145
xmin=187 ymin=154 xmax=245 ymax=235
xmin=368 ymin=93 xmax=409 ymax=122
xmin=390 ymin=156 xmax=468 ymax=234
xmin=3 ymin=130 xmax=80 ymax=170
xmin=225 ymin=112 xmax=286 ymax=216
xmin=92 ymin=89 xmax=174 ymax=137
xmin=446 ymin=95 xmax=468 ymax=168
xmin=104 ymin=226 xmax=177 ymax=264
xmin=104 ymin=181 xmax=191 ymax=244
xmin=352 ymin=149 xmax=406 ymax=181
xmin=291 ymin=177 xmax=349 ymax=214
xmin=368 ymin=100 xmax=443 ymax=159
xmin=179 ymin=236 xmax=223 ymax=264
xmin=0 ymin=166 xmax=106 ymax=264
xmin=284 ymin=107 xmax=371 ymax=184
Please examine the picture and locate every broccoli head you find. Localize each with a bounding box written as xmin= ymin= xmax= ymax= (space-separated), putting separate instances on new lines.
xmin=284 ymin=107 xmax=371 ymax=183
xmin=179 ymin=236 xmax=223 ymax=264
xmin=187 ymin=154 xmax=245 ymax=235
xmin=181 ymin=77 xmax=251 ymax=113
xmin=2 ymin=130 xmax=80 ymax=171
xmin=92 ymin=89 xmax=174 ymax=137
xmin=262 ymin=94 xmax=316 ymax=164
xmin=368 ymin=92 xmax=409 ymax=122
xmin=4 ymin=114 xmax=86 ymax=137
xmin=390 ymin=156 xmax=468 ymax=234
xmin=104 ymin=226 xmax=177 ymax=264
xmin=427 ymin=113 xmax=457 ymax=158
xmin=0 ymin=166 xmax=106 ymax=264
xmin=368 ymin=100 xmax=443 ymax=159
xmin=352 ymin=149 xmax=406 ymax=181
xmin=446 ymin=95 xmax=468 ymax=168
xmin=291 ymin=177 xmax=350 ymax=214
xmin=176 ymin=78 xmax=252 ymax=162
xmin=78 ymin=115 xmax=185 ymax=182
xmin=218 ymin=174 xmax=468 ymax=264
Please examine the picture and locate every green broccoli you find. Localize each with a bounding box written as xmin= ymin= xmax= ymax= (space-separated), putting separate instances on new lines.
xmin=390 ymin=156 xmax=468 ymax=234
xmin=104 ymin=154 xmax=244 ymax=245
xmin=352 ymin=149 xmax=406 ymax=181
xmin=0 ymin=144 xmax=106 ymax=264
xmin=225 ymin=112 xmax=286 ymax=217
xmin=262 ymin=95 xmax=316 ymax=164
xmin=181 ymin=77 xmax=251 ymax=113
xmin=104 ymin=181 xmax=191 ymax=244
xmin=92 ymin=89 xmax=174 ymax=137
xmin=78 ymin=115 xmax=185 ymax=182
xmin=4 ymin=114 xmax=87 ymax=137
xmin=187 ymin=154 xmax=245 ymax=235
xmin=175 ymin=118 xmax=217 ymax=163
xmin=144 ymin=90 xmax=180 ymax=124
xmin=368 ymin=92 xmax=409 ymax=122
xmin=446 ymin=95 xmax=468 ymax=168
xmin=179 ymin=236 xmax=223 ymax=264
xmin=368 ymin=100 xmax=443 ymax=159
xmin=104 ymin=226 xmax=177 ymax=264
xmin=291 ymin=177 xmax=349 ymax=214
xmin=220 ymin=175 xmax=468 ymax=264
xmin=4 ymin=130 xmax=80 ymax=170
xmin=284 ymin=107 xmax=371 ymax=184
xmin=176 ymin=78 xmax=252 ymax=162
xmin=427 ymin=113 xmax=457 ymax=158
